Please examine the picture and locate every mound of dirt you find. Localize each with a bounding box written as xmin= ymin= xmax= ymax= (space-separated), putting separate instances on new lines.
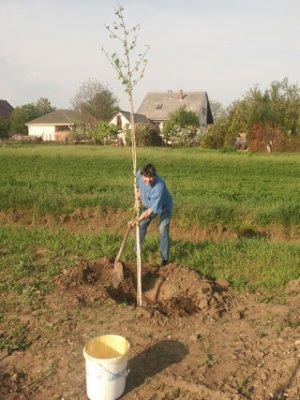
xmin=54 ymin=257 xmax=114 ymax=303
xmin=55 ymin=258 xmax=234 ymax=320
xmin=145 ymin=265 xmax=233 ymax=319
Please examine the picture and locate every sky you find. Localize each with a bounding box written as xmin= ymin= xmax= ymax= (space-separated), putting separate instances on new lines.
xmin=1 ymin=0 xmax=299 ymax=111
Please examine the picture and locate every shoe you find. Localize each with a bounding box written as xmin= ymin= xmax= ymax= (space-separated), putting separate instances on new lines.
xmin=160 ymin=260 xmax=168 ymax=267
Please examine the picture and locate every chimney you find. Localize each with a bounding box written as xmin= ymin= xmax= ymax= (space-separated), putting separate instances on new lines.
xmin=178 ymin=89 xmax=184 ymax=101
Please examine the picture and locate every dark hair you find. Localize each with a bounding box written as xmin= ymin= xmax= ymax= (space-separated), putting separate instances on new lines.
xmin=140 ymin=163 xmax=156 ymax=177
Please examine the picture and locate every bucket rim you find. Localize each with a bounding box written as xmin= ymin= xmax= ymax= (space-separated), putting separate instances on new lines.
xmin=83 ymin=334 xmax=130 ymax=363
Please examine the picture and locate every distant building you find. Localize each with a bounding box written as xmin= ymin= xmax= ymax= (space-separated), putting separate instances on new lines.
xmin=137 ymin=89 xmax=214 ymax=132
xmin=26 ymin=110 xmax=85 ymax=141
xmin=0 ymin=100 xmax=14 ymax=120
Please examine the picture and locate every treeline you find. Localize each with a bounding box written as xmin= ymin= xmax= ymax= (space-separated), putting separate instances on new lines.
xmin=0 ymin=79 xmax=119 ymax=138
xmin=1 ymin=78 xmax=300 ymax=151
xmin=0 ymin=98 xmax=56 ymax=136
xmin=163 ymin=78 xmax=300 ymax=151
xmin=210 ymin=77 xmax=300 ymax=151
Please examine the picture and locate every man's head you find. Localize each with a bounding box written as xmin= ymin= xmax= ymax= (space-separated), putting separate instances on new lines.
xmin=140 ymin=163 xmax=156 ymax=186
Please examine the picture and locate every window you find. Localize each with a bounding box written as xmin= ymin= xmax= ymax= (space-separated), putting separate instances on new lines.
xmin=155 ymin=104 xmax=163 ymax=109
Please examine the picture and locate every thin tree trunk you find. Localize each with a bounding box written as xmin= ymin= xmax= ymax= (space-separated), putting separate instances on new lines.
xmin=103 ymin=4 xmax=148 ymax=307
xmin=128 ymin=92 xmax=142 ymax=307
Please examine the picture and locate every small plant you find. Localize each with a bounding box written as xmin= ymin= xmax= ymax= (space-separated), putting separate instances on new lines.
xmin=31 ymin=359 xmax=60 ymax=387
xmin=281 ymin=307 xmax=300 ymax=328
xmin=203 ymin=352 xmax=214 ymax=368
xmin=257 ymin=331 xmax=268 ymax=338
xmin=237 ymin=376 xmax=253 ymax=399
xmin=162 ymin=389 xmax=181 ymax=400
xmin=0 ymin=320 xmax=31 ymax=353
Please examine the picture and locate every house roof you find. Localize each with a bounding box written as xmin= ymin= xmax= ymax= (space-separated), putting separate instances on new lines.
xmin=118 ymin=110 xmax=153 ymax=124
xmin=0 ymin=100 xmax=14 ymax=119
xmin=137 ymin=90 xmax=214 ymax=124
xmin=111 ymin=110 xmax=158 ymax=131
xmin=26 ymin=110 xmax=85 ymax=126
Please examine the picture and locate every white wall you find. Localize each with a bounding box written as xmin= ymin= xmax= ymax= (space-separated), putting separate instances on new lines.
xmin=28 ymin=125 xmax=56 ymax=141
xmin=110 ymin=114 xmax=130 ymax=145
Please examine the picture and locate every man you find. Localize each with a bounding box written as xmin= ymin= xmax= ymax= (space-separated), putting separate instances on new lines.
xmin=129 ymin=163 xmax=173 ymax=267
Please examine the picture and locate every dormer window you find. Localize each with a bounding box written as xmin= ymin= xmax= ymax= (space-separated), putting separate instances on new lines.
xmin=155 ymin=104 xmax=163 ymax=109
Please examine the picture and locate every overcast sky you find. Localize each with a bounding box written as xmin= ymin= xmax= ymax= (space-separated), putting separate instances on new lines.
xmin=1 ymin=0 xmax=299 ymax=111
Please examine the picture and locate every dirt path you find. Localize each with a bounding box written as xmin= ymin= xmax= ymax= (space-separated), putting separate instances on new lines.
xmin=1 ymin=259 xmax=300 ymax=400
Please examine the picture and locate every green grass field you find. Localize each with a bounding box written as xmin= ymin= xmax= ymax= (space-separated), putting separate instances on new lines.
xmin=1 ymin=144 xmax=300 ymax=226
xmin=0 ymin=144 xmax=300 ymax=294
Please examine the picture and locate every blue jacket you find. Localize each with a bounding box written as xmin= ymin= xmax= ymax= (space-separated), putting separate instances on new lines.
xmin=136 ymin=170 xmax=173 ymax=215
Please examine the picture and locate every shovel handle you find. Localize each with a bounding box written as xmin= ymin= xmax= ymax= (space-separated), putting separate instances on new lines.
xmin=115 ymin=224 xmax=131 ymax=263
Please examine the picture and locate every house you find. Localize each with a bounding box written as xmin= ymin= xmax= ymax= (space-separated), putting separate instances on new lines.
xmin=137 ymin=90 xmax=214 ymax=132
xmin=26 ymin=110 xmax=85 ymax=141
xmin=110 ymin=110 xmax=159 ymax=145
xmin=0 ymin=100 xmax=14 ymax=120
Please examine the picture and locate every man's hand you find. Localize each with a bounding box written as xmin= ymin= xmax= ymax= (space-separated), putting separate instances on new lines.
xmin=128 ymin=209 xmax=153 ymax=229
xmin=128 ymin=220 xmax=135 ymax=229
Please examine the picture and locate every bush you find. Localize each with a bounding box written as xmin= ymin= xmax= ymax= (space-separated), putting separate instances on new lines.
xmin=126 ymin=124 xmax=162 ymax=146
xmin=164 ymin=109 xmax=200 ymax=139
xmin=249 ymin=124 xmax=300 ymax=152
xmin=93 ymin=121 xmax=119 ymax=144
xmin=166 ymin=125 xmax=200 ymax=147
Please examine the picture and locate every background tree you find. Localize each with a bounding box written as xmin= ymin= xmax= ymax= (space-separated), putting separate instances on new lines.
xmin=35 ymin=98 xmax=55 ymax=116
xmin=209 ymin=99 xmax=226 ymax=123
xmin=10 ymin=105 xmax=32 ymax=134
xmin=267 ymin=78 xmax=300 ymax=135
xmin=208 ymin=78 xmax=300 ymax=149
xmin=10 ymin=98 xmax=55 ymax=134
xmin=71 ymin=79 xmax=119 ymax=126
xmin=0 ymin=117 xmax=10 ymax=137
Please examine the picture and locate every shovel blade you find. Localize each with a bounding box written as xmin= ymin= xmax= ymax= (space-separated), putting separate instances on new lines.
xmin=112 ymin=261 xmax=124 ymax=288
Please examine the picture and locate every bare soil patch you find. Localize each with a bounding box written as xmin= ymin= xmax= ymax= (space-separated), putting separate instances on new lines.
xmin=2 ymin=208 xmax=300 ymax=243
xmin=1 ymin=258 xmax=300 ymax=399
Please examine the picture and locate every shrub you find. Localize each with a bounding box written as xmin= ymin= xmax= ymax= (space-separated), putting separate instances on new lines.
xmin=126 ymin=124 xmax=162 ymax=146
xmin=249 ymin=124 xmax=300 ymax=152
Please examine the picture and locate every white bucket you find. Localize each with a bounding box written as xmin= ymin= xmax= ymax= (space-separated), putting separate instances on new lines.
xmin=83 ymin=335 xmax=130 ymax=400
